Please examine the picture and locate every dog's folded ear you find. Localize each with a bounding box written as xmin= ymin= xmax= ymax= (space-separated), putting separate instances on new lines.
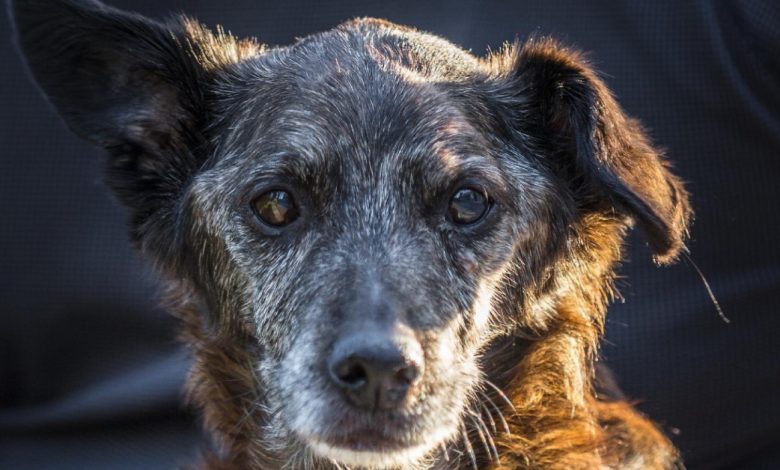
xmin=492 ymin=38 xmax=691 ymax=264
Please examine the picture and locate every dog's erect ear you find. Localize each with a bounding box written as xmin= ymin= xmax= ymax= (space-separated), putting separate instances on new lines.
xmin=492 ymin=38 xmax=691 ymax=264
xmin=11 ymin=0 xmax=260 ymax=148
xmin=10 ymin=0 xmax=260 ymax=244
xmin=11 ymin=0 xmax=203 ymax=149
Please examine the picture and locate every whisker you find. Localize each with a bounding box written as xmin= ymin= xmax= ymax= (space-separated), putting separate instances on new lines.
xmin=479 ymin=400 xmax=497 ymax=435
xmin=682 ymin=250 xmax=730 ymax=323
xmin=480 ymin=389 xmax=511 ymax=435
xmin=469 ymin=414 xmax=491 ymax=461
xmin=461 ymin=425 xmax=478 ymax=470
xmin=446 ymin=442 xmax=464 ymax=470
xmin=483 ymin=379 xmax=518 ymax=415
xmin=469 ymin=410 xmax=499 ymax=461
xmin=440 ymin=441 xmax=450 ymax=462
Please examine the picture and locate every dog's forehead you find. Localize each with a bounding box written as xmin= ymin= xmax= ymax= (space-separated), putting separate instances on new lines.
xmin=268 ymin=87 xmax=482 ymax=175
xmin=215 ymin=26 xmax=496 ymax=187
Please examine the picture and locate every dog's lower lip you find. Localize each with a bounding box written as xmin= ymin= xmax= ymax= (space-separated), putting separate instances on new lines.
xmin=306 ymin=419 xmax=414 ymax=452
xmin=319 ymin=429 xmax=409 ymax=452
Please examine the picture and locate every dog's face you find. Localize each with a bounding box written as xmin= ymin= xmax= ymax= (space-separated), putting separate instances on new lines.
xmin=12 ymin=2 xmax=690 ymax=468
xmin=184 ymin=36 xmax=557 ymax=465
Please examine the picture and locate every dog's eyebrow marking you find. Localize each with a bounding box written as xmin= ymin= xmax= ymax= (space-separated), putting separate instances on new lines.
xmin=431 ymin=119 xmax=485 ymax=171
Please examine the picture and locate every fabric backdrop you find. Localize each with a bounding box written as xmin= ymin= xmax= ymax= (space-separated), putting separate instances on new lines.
xmin=1 ymin=1 xmax=778 ymax=468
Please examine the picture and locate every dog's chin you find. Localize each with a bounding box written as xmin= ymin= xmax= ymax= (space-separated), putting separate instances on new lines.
xmin=308 ymin=439 xmax=435 ymax=469
xmin=301 ymin=426 xmax=455 ymax=469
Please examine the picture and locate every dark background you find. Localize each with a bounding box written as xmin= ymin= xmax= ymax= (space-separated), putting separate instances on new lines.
xmin=1 ymin=1 xmax=778 ymax=468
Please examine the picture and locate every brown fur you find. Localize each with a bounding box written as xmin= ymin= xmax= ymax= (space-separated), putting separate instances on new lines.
xmin=485 ymin=214 xmax=680 ymax=469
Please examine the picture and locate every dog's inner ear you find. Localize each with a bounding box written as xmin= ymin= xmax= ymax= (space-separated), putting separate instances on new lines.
xmin=495 ymin=39 xmax=691 ymax=264
xmin=11 ymin=0 xmax=260 ymax=154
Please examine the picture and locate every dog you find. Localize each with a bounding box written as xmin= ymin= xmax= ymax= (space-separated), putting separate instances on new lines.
xmin=10 ymin=1 xmax=691 ymax=468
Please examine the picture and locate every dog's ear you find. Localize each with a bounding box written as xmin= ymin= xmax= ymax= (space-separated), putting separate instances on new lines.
xmin=11 ymin=0 xmax=204 ymax=150
xmin=491 ymin=38 xmax=691 ymax=264
xmin=9 ymin=0 xmax=260 ymax=245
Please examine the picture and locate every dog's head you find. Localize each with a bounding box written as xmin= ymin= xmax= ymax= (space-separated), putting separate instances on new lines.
xmin=12 ymin=1 xmax=690 ymax=467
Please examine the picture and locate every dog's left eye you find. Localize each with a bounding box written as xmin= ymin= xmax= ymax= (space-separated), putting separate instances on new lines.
xmin=449 ymin=188 xmax=489 ymax=225
xmin=251 ymin=190 xmax=299 ymax=227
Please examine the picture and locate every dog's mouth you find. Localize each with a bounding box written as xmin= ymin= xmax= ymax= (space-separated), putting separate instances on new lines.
xmin=307 ymin=437 xmax=438 ymax=469
xmin=300 ymin=413 xmax=416 ymax=449
xmin=304 ymin=427 xmax=452 ymax=468
xmin=297 ymin=411 xmax=456 ymax=468
xmin=319 ymin=429 xmax=407 ymax=450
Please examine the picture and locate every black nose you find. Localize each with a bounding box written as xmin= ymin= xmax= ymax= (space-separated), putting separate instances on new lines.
xmin=328 ymin=332 xmax=422 ymax=411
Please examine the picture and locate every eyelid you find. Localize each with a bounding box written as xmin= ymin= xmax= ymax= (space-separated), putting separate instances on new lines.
xmin=448 ymin=175 xmax=500 ymax=204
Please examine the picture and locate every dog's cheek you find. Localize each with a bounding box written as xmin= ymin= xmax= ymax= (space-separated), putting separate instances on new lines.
xmin=265 ymin=329 xmax=314 ymax=432
xmin=451 ymin=225 xmax=521 ymax=336
xmin=424 ymin=325 xmax=481 ymax=434
xmin=254 ymin=357 xmax=287 ymax=437
xmin=240 ymin=233 xmax=325 ymax=353
xmin=274 ymin=317 xmax=351 ymax=440
xmin=457 ymin=248 xmax=480 ymax=275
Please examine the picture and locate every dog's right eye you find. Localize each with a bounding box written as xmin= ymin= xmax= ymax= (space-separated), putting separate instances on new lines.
xmin=251 ymin=190 xmax=299 ymax=227
xmin=449 ymin=188 xmax=490 ymax=225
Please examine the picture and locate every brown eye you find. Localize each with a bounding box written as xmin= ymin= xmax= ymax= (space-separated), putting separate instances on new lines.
xmin=449 ymin=188 xmax=489 ymax=225
xmin=252 ymin=190 xmax=299 ymax=227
